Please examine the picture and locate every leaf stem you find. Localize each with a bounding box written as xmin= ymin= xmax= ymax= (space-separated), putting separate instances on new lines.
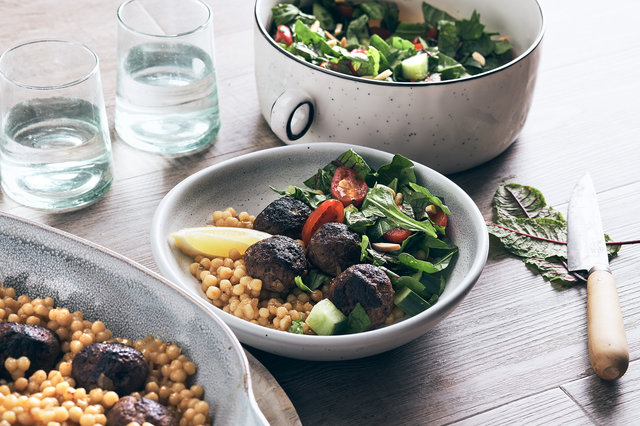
xmin=486 ymin=221 xmax=640 ymax=246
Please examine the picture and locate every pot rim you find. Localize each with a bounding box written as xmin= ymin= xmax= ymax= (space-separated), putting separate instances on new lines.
xmin=254 ymin=0 xmax=545 ymax=87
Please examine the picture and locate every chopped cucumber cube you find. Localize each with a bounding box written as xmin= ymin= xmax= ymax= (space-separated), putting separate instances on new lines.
xmin=401 ymin=53 xmax=429 ymax=81
xmin=306 ymin=299 xmax=347 ymax=336
xmin=394 ymin=286 xmax=431 ymax=316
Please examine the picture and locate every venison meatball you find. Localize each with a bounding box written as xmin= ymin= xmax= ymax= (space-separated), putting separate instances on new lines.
xmin=327 ymin=264 xmax=395 ymax=329
xmin=252 ymin=197 xmax=312 ymax=239
xmin=244 ymin=235 xmax=307 ymax=293
xmin=0 ymin=322 xmax=61 ymax=379
xmin=307 ymin=222 xmax=361 ymax=276
xmin=106 ymin=396 xmax=178 ymax=426
xmin=71 ymin=342 xmax=149 ymax=396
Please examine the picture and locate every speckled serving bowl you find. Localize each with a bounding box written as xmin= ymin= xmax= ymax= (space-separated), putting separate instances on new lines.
xmin=254 ymin=0 xmax=544 ymax=174
xmin=0 ymin=213 xmax=268 ymax=425
xmin=151 ymin=143 xmax=489 ymax=361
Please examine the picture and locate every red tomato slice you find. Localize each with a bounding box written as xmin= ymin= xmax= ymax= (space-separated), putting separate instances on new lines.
xmin=330 ymin=166 xmax=369 ymax=207
xmin=370 ymin=27 xmax=392 ymax=40
xmin=275 ymin=25 xmax=293 ymax=47
xmin=382 ymin=227 xmax=413 ymax=244
xmin=427 ymin=205 xmax=448 ymax=227
xmin=302 ymin=199 xmax=345 ymax=245
xmin=414 ymin=43 xmax=423 ymax=50
xmin=426 ymin=25 xmax=438 ymax=40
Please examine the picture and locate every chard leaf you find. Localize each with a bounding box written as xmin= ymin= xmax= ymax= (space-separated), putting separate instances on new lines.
xmin=493 ymin=183 xmax=565 ymax=222
xmin=486 ymin=217 xmax=567 ymax=259
xmin=359 ymin=2 xmax=385 ymax=20
xmin=488 ymin=182 xmax=622 ymax=286
xmin=524 ymin=258 xmax=582 ymax=286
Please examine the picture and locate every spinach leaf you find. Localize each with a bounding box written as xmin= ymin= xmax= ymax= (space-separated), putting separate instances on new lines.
xmin=271 ymin=185 xmax=328 ymax=209
xmin=346 ymin=14 xmax=370 ymax=47
xmin=271 ymin=4 xmax=315 ymax=26
xmin=456 ymin=10 xmax=485 ymax=40
xmin=373 ymin=154 xmax=417 ymax=189
xmin=422 ymin=2 xmax=455 ymax=27
xmin=312 ymin=2 xmax=335 ymax=31
xmin=398 ymin=249 xmax=457 ymax=274
xmin=345 ymin=303 xmax=371 ymax=333
xmin=393 ymin=22 xmax=427 ymax=40
xmin=436 ymin=21 xmax=459 ymax=58
xmin=361 ymin=186 xmax=437 ymax=237
xmin=303 ymin=149 xmax=371 ymax=192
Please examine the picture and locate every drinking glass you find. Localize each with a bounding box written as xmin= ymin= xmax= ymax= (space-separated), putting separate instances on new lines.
xmin=115 ymin=0 xmax=221 ymax=156
xmin=0 ymin=40 xmax=113 ymax=212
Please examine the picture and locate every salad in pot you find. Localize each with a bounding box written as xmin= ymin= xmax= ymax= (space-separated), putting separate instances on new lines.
xmin=270 ymin=0 xmax=514 ymax=82
xmin=171 ymin=150 xmax=457 ymax=335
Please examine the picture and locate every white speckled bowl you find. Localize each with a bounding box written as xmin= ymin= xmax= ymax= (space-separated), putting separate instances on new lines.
xmin=0 ymin=213 xmax=268 ymax=426
xmin=254 ymin=0 xmax=544 ymax=174
xmin=151 ymin=143 xmax=489 ymax=361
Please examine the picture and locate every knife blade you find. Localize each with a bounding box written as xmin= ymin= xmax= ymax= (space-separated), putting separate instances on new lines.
xmin=567 ymin=173 xmax=628 ymax=380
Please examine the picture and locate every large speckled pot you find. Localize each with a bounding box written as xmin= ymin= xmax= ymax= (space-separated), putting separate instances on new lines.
xmin=254 ymin=0 xmax=543 ymax=174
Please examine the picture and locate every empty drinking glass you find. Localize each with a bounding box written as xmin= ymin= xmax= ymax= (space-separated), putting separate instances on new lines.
xmin=115 ymin=0 xmax=221 ymax=156
xmin=0 ymin=40 xmax=113 ymax=212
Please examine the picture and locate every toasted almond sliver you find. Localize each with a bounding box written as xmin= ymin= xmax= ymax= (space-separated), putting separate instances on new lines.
xmin=327 ymin=39 xmax=338 ymax=47
xmin=310 ymin=20 xmax=320 ymax=32
xmin=334 ymin=23 xmax=343 ymax=36
xmin=324 ymin=30 xmax=337 ymax=41
xmin=340 ymin=37 xmax=347 ymax=48
xmin=372 ymin=242 xmax=402 ymax=252
xmin=374 ymin=69 xmax=393 ymax=80
xmin=472 ymin=51 xmax=486 ymax=67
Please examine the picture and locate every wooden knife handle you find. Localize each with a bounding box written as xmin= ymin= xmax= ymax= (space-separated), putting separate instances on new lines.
xmin=587 ymin=269 xmax=629 ymax=380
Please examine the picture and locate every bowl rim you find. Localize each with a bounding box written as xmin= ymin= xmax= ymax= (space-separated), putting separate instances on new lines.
xmin=253 ymin=0 xmax=545 ymax=87
xmin=0 ymin=211 xmax=269 ymax=425
xmin=151 ymin=143 xmax=489 ymax=358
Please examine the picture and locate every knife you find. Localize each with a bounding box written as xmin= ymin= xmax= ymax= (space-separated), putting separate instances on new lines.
xmin=567 ymin=173 xmax=629 ymax=380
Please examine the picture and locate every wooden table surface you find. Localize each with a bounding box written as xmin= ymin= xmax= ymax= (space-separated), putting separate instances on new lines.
xmin=2 ymin=0 xmax=640 ymax=424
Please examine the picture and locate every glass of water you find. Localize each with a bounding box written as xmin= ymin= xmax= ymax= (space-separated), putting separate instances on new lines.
xmin=0 ymin=40 xmax=113 ymax=212
xmin=115 ymin=0 xmax=221 ymax=156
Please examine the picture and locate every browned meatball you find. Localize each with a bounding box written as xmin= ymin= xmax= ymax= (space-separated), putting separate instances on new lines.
xmin=327 ymin=264 xmax=395 ymax=329
xmin=0 ymin=322 xmax=61 ymax=379
xmin=71 ymin=342 xmax=148 ymax=396
xmin=252 ymin=197 xmax=312 ymax=239
xmin=244 ymin=235 xmax=307 ymax=293
xmin=307 ymin=222 xmax=361 ymax=276
xmin=106 ymin=396 xmax=178 ymax=426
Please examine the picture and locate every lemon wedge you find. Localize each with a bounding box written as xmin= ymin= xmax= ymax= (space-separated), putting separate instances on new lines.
xmin=170 ymin=227 xmax=271 ymax=258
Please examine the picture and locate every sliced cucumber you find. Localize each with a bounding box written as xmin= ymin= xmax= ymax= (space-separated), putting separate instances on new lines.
xmin=394 ymin=286 xmax=431 ymax=317
xmin=401 ymin=53 xmax=429 ymax=81
xmin=306 ymin=299 xmax=347 ymax=336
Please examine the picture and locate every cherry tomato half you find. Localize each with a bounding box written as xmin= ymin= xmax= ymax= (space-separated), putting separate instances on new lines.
xmin=351 ymin=48 xmax=368 ymax=55
xmin=427 ymin=204 xmax=448 ymax=227
xmin=426 ymin=25 xmax=438 ymax=40
xmin=382 ymin=227 xmax=413 ymax=244
xmin=414 ymin=43 xmax=423 ymax=50
xmin=330 ymin=166 xmax=369 ymax=207
xmin=275 ymin=25 xmax=293 ymax=47
xmin=302 ymin=199 xmax=345 ymax=245
xmin=336 ymin=4 xmax=355 ymax=18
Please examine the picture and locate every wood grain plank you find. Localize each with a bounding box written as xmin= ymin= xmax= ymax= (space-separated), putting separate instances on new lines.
xmin=450 ymin=388 xmax=591 ymax=425
xmin=562 ymin=358 xmax=640 ymax=426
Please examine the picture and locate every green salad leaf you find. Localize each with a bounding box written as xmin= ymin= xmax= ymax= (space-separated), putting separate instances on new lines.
xmin=488 ymin=182 xmax=622 ymax=287
xmin=270 ymin=1 xmax=514 ymax=82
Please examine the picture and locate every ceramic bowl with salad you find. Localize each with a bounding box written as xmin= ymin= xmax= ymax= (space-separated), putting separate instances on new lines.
xmin=151 ymin=144 xmax=489 ymax=361
xmin=253 ymin=0 xmax=544 ymax=174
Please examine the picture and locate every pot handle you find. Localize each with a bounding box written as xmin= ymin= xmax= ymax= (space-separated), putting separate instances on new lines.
xmin=269 ymin=89 xmax=315 ymax=142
